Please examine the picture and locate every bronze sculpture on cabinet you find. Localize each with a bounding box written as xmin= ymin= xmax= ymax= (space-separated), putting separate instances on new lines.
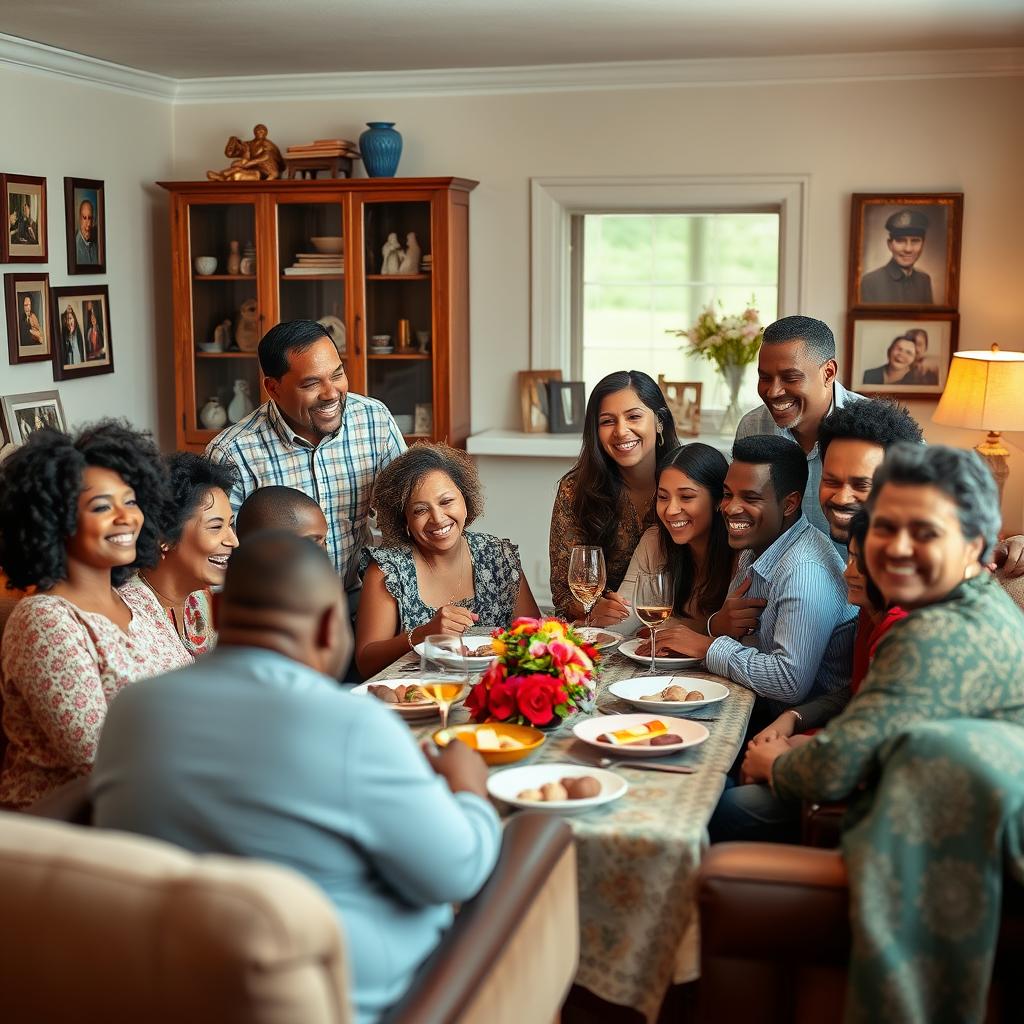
xmin=207 ymin=125 xmax=285 ymax=182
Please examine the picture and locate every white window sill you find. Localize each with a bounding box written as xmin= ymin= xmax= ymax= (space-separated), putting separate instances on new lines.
xmin=466 ymin=428 xmax=735 ymax=458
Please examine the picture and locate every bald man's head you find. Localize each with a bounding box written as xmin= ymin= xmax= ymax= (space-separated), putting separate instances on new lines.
xmin=236 ymin=486 xmax=329 ymax=550
xmin=220 ymin=531 xmax=351 ymax=676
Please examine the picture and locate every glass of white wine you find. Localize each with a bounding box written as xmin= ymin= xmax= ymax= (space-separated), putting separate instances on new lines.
xmin=420 ymin=634 xmax=470 ymax=730
xmin=635 ymin=570 xmax=673 ymax=675
xmin=568 ymin=545 xmax=607 ymax=628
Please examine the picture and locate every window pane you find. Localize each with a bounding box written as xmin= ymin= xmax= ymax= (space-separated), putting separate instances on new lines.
xmin=577 ymin=212 xmax=779 ymax=419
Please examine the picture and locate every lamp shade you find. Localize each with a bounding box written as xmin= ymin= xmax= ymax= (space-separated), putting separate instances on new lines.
xmin=933 ymin=347 xmax=1024 ymax=431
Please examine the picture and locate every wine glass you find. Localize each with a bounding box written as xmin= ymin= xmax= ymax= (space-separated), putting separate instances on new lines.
xmin=420 ymin=634 xmax=469 ymax=731
xmin=635 ymin=570 xmax=673 ymax=675
xmin=568 ymin=546 xmax=607 ymax=628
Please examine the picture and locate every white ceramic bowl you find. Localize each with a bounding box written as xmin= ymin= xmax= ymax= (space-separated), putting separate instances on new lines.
xmin=193 ymin=256 xmax=218 ymax=275
xmin=310 ymin=236 xmax=344 ymax=254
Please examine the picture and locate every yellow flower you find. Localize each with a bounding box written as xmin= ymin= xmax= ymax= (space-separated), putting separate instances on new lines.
xmin=542 ymin=618 xmax=566 ymax=637
xmin=492 ymin=638 xmax=507 ymax=657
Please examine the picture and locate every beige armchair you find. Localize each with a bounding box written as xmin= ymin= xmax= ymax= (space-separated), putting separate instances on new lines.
xmin=0 ymin=806 xmax=577 ymax=1024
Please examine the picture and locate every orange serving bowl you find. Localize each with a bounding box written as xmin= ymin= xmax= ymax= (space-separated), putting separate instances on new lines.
xmin=432 ymin=723 xmax=546 ymax=765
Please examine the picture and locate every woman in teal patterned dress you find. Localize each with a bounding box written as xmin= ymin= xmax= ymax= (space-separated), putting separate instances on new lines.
xmin=355 ymin=443 xmax=540 ymax=678
xmin=742 ymin=443 xmax=1024 ymax=1023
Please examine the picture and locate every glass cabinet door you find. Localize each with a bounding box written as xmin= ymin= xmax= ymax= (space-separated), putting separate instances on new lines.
xmin=187 ymin=202 xmax=262 ymax=439
xmin=275 ymin=198 xmax=351 ymax=381
xmin=360 ymin=198 xmax=434 ymax=438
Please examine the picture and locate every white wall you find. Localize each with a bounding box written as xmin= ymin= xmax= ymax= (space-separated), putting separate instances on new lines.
xmin=170 ymin=72 xmax=1024 ymax=574
xmin=0 ymin=63 xmax=174 ymax=442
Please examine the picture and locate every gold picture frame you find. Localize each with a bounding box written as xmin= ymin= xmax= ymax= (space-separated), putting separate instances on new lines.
xmin=658 ymin=377 xmax=702 ymax=436
xmin=518 ymin=369 xmax=562 ymax=433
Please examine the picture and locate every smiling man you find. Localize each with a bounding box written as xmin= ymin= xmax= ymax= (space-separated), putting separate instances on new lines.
xmin=646 ymin=435 xmax=856 ymax=710
xmin=735 ymin=316 xmax=863 ymax=546
xmin=206 ymin=319 xmax=406 ymax=593
xmin=859 ymin=208 xmax=933 ymax=305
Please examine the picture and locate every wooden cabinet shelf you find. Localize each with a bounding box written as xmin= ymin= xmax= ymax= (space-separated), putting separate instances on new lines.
xmin=160 ymin=177 xmax=476 ymax=451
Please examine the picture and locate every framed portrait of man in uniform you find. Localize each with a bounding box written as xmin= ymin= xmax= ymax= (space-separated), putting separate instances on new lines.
xmin=848 ymin=193 xmax=963 ymax=311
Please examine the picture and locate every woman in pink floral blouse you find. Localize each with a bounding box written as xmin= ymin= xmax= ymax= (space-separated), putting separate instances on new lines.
xmin=0 ymin=421 xmax=192 ymax=809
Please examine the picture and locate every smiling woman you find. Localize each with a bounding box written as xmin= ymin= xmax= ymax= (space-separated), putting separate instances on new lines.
xmin=355 ymin=442 xmax=540 ymax=678
xmin=0 ymin=421 xmax=192 ymax=810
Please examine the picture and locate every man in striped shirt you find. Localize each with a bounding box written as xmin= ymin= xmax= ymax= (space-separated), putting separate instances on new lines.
xmin=206 ymin=320 xmax=406 ymax=594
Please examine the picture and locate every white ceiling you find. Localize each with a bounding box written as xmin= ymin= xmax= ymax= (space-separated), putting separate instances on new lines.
xmin=2 ymin=0 xmax=1023 ymax=79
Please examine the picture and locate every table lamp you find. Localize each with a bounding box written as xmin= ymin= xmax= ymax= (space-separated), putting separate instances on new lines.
xmin=933 ymin=344 xmax=1024 ymax=504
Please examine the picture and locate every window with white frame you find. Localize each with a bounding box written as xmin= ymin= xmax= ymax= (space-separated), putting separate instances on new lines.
xmin=530 ymin=176 xmax=807 ymax=428
xmin=571 ymin=212 xmax=779 ymax=412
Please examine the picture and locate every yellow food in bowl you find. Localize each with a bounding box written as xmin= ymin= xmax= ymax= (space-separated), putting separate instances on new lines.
xmin=432 ymin=723 xmax=545 ymax=765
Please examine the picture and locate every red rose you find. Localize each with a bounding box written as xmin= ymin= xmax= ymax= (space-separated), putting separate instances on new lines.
xmin=515 ymin=674 xmax=564 ymax=726
xmin=465 ymin=681 xmax=489 ymax=721
xmin=487 ymin=679 xmax=518 ymax=721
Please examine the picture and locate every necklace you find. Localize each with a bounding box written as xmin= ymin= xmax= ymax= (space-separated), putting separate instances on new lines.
xmin=420 ymin=537 xmax=469 ymax=605
xmin=138 ymin=572 xmax=186 ymax=635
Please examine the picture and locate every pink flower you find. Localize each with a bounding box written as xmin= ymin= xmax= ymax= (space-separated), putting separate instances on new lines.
xmin=547 ymin=638 xmax=575 ymax=669
xmin=528 ymin=640 xmax=548 ymax=658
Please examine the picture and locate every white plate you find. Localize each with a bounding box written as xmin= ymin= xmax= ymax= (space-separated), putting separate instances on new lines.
xmin=351 ymin=678 xmax=463 ymax=721
xmin=369 ymin=346 xmax=394 ymax=354
xmin=413 ymin=640 xmax=496 ymax=672
xmin=572 ymin=713 xmax=709 ymax=757
xmin=572 ymin=627 xmax=623 ymax=652
xmin=487 ymin=763 xmax=627 ymax=814
xmin=317 ymin=315 xmax=346 ymax=355
xmin=608 ymin=675 xmax=729 ymax=714
xmin=617 ymin=637 xmax=704 ymax=669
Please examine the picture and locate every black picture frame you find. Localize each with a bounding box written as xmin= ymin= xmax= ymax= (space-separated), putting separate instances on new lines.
xmin=2 ymin=173 xmax=48 ymax=264
xmin=547 ymin=380 xmax=586 ymax=433
xmin=5 ymin=272 xmax=52 ymax=364
xmin=64 ymin=176 xmax=106 ymax=274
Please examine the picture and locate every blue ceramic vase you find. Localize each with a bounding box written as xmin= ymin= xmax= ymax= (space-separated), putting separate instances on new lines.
xmin=359 ymin=122 xmax=403 ymax=178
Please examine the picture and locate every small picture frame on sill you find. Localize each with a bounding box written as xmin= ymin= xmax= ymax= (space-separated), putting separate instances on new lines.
xmin=518 ymin=369 xmax=562 ymax=433
xmin=658 ymin=377 xmax=702 ymax=437
xmin=547 ymin=380 xmax=585 ymax=433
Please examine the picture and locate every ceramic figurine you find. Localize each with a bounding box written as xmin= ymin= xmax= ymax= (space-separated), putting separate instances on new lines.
xmin=381 ymin=232 xmax=403 ymax=275
xmin=398 ymin=232 xmax=421 ymax=274
xmin=213 ymin=319 xmax=232 ymax=351
xmin=227 ymin=240 xmax=241 ymax=276
xmin=199 ymin=397 xmax=228 ymax=430
xmin=228 ymin=380 xmax=254 ymax=423
xmin=235 ymin=298 xmax=260 ymax=351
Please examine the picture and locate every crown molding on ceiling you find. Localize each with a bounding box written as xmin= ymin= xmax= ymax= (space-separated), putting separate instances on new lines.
xmin=1 ymin=32 xmax=1021 ymax=104
xmin=0 ymin=32 xmax=176 ymax=100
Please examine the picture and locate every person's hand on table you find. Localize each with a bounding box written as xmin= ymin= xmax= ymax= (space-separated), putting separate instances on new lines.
xmin=990 ymin=535 xmax=1024 ymax=578
xmin=635 ymin=625 xmax=712 ymax=660
xmin=740 ymin=735 xmax=791 ymax=785
xmin=418 ymin=605 xmax=479 ymax=638
xmin=589 ymin=591 xmax=630 ymax=626
xmin=707 ymin=578 xmax=767 ymax=639
xmin=422 ymin=738 xmax=489 ymax=799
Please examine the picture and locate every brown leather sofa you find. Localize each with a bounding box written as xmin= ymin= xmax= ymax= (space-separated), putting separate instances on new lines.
xmin=2 ymin=801 xmax=578 ymax=1024
xmin=696 ymin=842 xmax=1024 ymax=1024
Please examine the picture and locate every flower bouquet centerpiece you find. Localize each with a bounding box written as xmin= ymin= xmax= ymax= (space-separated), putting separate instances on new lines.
xmin=465 ymin=617 xmax=599 ymax=728
xmin=668 ymin=303 xmax=764 ymax=434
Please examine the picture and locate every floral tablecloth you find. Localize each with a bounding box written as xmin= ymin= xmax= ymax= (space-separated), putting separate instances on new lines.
xmin=369 ymin=646 xmax=755 ymax=1022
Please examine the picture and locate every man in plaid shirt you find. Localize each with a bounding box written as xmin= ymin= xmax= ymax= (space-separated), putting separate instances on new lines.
xmin=206 ymin=320 xmax=406 ymax=594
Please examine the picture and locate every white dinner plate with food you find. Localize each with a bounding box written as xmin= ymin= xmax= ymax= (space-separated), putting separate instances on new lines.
xmin=608 ymin=676 xmax=729 ymax=715
xmin=572 ymin=627 xmax=623 ymax=652
xmin=572 ymin=713 xmax=709 ymax=757
xmin=351 ymin=678 xmax=463 ymax=721
xmin=617 ymin=638 xmax=703 ymax=670
xmin=487 ymin=763 xmax=627 ymax=814
xmin=413 ymin=639 xmax=497 ymax=671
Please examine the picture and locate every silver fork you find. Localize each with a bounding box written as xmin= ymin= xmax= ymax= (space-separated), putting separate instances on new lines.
xmin=571 ymin=754 xmax=696 ymax=775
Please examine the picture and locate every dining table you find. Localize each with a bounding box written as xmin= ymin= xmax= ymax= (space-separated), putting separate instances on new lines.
xmin=366 ymin=640 xmax=756 ymax=1023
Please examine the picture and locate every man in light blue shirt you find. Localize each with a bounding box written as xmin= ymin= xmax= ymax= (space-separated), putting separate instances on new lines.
xmin=92 ymin=533 xmax=501 ymax=1024
xmin=735 ymin=315 xmax=864 ymax=542
xmin=643 ymin=435 xmax=856 ymax=712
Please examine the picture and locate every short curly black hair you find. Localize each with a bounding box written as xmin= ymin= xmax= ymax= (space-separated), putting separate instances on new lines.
xmin=0 ymin=419 xmax=169 ymax=591
xmin=371 ymin=442 xmax=484 ymax=548
xmin=819 ymin=398 xmax=923 ymax=457
xmin=154 ymin=452 xmax=239 ymax=546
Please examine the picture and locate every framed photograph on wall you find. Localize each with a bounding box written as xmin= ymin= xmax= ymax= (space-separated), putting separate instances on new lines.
xmin=64 ymin=176 xmax=106 ymax=274
xmin=518 ymin=369 xmax=562 ymax=433
xmin=848 ymin=193 xmax=963 ymax=310
xmin=1 ymin=389 xmax=67 ymax=444
xmin=845 ymin=311 xmax=958 ymax=398
xmin=5 ymin=272 xmax=52 ymax=364
xmin=1 ymin=173 xmax=47 ymax=263
xmin=658 ymin=377 xmax=702 ymax=436
xmin=51 ymin=283 xmax=114 ymax=381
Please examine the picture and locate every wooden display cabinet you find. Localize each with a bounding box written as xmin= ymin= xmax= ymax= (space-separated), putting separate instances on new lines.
xmin=158 ymin=177 xmax=476 ymax=452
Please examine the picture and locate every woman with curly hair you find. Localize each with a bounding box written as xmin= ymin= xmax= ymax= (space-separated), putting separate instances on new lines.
xmin=120 ymin=452 xmax=239 ymax=657
xmin=0 ymin=421 xmax=191 ymax=809
xmin=355 ymin=442 xmax=540 ymax=678
xmin=548 ymin=370 xmax=678 ymax=624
